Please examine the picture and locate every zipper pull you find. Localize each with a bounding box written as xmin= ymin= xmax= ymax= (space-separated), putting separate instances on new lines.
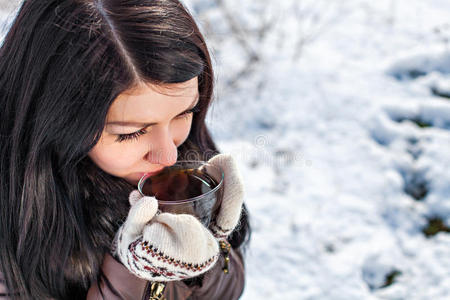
xmin=219 ymin=240 xmax=231 ymax=274
xmin=147 ymin=282 xmax=166 ymax=300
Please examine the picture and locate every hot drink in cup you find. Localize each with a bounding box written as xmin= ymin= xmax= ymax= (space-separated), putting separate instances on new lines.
xmin=138 ymin=161 xmax=224 ymax=227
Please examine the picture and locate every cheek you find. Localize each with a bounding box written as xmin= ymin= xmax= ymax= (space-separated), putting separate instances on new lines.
xmin=172 ymin=117 xmax=193 ymax=146
xmin=88 ymin=137 xmax=142 ymax=176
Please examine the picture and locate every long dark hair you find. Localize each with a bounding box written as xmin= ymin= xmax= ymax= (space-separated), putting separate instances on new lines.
xmin=0 ymin=0 xmax=250 ymax=299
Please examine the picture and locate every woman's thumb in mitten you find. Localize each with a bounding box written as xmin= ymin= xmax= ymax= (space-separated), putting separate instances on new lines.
xmin=123 ymin=190 xmax=159 ymax=241
xmin=207 ymin=154 xmax=244 ymax=233
xmin=129 ymin=189 xmax=143 ymax=206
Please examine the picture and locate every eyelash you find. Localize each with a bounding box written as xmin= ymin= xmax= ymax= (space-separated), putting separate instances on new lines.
xmin=115 ymin=105 xmax=201 ymax=143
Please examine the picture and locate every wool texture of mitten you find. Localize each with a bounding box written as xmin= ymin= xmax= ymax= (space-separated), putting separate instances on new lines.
xmin=112 ymin=190 xmax=220 ymax=282
xmin=205 ymin=154 xmax=245 ymax=241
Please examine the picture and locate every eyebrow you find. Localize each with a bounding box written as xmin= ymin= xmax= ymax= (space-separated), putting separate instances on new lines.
xmin=106 ymin=96 xmax=200 ymax=127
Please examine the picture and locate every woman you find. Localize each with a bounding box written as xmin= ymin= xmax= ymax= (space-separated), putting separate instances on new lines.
xmin=0 ymin=0 xmax=250 ymax=299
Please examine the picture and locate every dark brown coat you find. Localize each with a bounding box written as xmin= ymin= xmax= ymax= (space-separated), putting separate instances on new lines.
xmin=0 ymin=247 xmax=245 ymax=299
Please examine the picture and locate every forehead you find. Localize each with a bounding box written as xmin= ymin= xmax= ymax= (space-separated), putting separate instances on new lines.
xmin=107 ymin=77 xmax=199 ymax=122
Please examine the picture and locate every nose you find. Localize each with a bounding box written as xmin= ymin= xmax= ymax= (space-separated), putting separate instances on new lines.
xmin=144 ymin=128 xmax=178 ymax=166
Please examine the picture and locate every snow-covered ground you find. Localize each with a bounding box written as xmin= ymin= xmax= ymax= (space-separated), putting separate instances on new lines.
xmin=2 ymin=0 xmax=450 ymax=299
xmin=184 ymin=0 xmax=450 ymax=299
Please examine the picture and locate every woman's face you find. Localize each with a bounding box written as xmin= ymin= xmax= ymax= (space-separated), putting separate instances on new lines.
xmin=88 ymin=77 xmax=199 ymax=186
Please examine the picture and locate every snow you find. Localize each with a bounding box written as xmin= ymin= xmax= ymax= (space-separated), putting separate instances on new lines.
xmin=2 ymin=0 xmax=450 ymax=299
xmin=184 ymin=0 xmax=450 ymax=298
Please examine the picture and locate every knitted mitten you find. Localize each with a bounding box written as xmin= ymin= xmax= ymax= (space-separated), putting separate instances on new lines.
xmin=205 ymin=154 xmax=245 ymax=241
xmin=112 ymin=190 xmax=220 ymax=282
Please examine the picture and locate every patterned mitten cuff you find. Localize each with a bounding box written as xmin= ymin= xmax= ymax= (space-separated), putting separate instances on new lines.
xmin=113 ymin=191 xmax=220 ymax=282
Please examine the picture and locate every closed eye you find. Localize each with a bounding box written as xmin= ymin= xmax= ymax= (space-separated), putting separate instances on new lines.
xmin=115 ymin=102 xmax=201 ymax=143
xmin=115 ymin=128 xmax=148 ymax=143
xmin=177 ymin=104 xmax=201 ymax=119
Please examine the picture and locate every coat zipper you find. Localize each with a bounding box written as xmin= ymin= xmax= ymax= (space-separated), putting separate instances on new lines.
xmin=141 ymin=281 xmax=166 ymax=300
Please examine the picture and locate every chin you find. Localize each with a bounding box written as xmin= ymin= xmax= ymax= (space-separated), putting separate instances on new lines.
xmin=124 ymin=178 xmax=139 ymax=187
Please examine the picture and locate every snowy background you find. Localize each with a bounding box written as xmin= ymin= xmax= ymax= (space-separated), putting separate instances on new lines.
xmin=2 ymin=0 xmax=450 ymax=299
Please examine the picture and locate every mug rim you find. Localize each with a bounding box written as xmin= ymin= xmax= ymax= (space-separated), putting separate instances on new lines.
xmin=137 ymin=160 xmax=224 ymax=204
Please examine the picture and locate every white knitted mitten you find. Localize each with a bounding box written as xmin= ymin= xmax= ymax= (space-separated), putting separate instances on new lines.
xmin=112 ymin=190 xmax=220 ymax=282
xmin=206 ymin=154 xmax=245 ymax=241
